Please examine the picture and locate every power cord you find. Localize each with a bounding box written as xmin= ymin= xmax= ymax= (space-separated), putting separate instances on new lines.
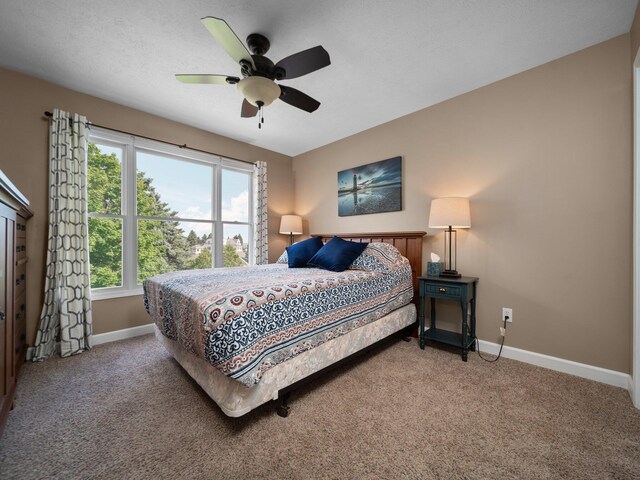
xmin=475 ymin=313 xmax=509 ymax=363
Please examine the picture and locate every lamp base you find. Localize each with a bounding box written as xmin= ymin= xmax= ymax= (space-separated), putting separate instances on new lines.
xmin=440 ymin=270 xmax=462 ymax=278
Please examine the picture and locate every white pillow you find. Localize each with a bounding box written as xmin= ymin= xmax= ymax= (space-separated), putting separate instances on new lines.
xmin=349 ymin=242 xmax=407 ymax=273
xmin=276 ymin=249 xmax=288 ymax=264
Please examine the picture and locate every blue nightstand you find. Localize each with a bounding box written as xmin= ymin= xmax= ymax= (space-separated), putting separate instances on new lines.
xmin=418 ymin=276 xmax=479 ymax=361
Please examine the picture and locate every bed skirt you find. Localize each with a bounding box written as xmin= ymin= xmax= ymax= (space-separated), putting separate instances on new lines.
xmin=155 ymin=302 xmax=416 ymax=417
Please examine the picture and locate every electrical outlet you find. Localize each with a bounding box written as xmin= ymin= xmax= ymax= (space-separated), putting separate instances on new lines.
xmin=502 ymin=307 xmax=513 ymax=323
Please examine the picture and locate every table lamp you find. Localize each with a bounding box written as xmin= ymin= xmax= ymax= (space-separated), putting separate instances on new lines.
xmin=428 ymin=197 xmax=471 ymax=278
xmin=279 ymin=215 xmax=303 ymax=245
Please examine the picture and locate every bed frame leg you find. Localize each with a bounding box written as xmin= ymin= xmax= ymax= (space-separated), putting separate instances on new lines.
xmin=401 ymin=325 xmax=413 ymax=342
xmin=276 ymin=392 xmax=290 ymax=418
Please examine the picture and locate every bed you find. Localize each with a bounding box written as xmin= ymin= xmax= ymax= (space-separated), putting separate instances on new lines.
xmin=144 ymin=231 xmax=426 ymax=417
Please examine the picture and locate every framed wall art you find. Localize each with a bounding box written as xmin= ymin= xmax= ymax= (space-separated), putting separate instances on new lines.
xmin=337 ymin=156 xmax=402 ymax=217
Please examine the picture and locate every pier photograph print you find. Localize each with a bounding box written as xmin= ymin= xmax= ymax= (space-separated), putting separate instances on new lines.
xmin=337 ymin=156 xmax=402 ymax=216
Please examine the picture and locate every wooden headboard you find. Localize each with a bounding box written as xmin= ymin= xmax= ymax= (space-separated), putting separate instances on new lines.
xmin=311 ymin=232 xmax=427 ymax=303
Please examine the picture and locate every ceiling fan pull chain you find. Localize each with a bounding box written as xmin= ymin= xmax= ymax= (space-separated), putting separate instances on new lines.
xmin=258 ymin=104 xmax=262 ymax=129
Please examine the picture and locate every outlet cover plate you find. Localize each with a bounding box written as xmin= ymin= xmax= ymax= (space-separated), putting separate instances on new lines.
xmin=502 ymin=307 xmax=513 ymax=323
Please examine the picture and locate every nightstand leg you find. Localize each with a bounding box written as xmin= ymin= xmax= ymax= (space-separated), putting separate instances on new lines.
xmin=419 ymin=294 xmax=425 ymax=349
xmin=430 ymin=297 xmax=436 ymax=330
xmin=470 ymin=296 xmax=477 ymax=352
xmin=461 ymin=301 xmax=468 ymax=362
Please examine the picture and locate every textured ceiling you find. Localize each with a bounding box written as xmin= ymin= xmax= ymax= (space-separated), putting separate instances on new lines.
xmin=0 ymin=0 xmax=637 ymax=156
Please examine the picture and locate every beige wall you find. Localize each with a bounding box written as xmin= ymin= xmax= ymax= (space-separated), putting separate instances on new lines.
xmin=0 ymin=67 xmax=293 ymax=338
xmin=293 ymin=35 xmax=632 ymax=373
xmin=0 ymin=33 xmax=633 ymax=372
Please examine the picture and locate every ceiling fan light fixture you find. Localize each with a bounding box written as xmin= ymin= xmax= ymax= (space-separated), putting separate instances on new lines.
xmin=237 ymin=76 xmax=281 ymax=107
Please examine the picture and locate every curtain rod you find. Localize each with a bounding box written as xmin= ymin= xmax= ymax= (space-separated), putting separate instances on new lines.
xmin=43 ymin=111 xmax=256 ymax=166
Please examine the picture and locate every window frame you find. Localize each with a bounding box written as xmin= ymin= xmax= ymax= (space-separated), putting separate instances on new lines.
xmin=88 ymin=127 xmax=255 ymax=300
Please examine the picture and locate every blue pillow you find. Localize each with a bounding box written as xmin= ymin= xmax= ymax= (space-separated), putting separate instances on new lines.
xmin=307 ymin=237 xmax=369 ymax=272
xmin=286 ymin=236 xmax=324 ymax=268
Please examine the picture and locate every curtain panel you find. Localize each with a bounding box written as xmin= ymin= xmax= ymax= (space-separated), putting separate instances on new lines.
xmin=33 ymin=109 xmax=93 ymax=361
xmin=253 ymin=161 xmax=268 ymax=265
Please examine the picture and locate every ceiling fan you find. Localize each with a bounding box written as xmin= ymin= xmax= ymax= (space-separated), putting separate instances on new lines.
xmin=176 ymin=17 xmax=331 ymax=128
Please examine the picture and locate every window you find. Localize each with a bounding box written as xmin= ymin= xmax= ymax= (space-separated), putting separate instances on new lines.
xmin=87 ymin=127 xmax=254 ymax=299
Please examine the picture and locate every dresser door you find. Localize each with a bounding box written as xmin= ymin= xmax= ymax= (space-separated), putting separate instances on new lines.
xmin=4 ymin=216 xmax=13 ymax=390
xmin=0 ymin=215 xmax=6 ymax=402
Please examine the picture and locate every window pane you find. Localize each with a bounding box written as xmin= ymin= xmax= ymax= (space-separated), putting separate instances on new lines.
xmin=88 ymin=143 xmax=122 ymax=215
xmin=222 ymin=169 xmax=250 ymax=222
xmin=138 ymin=220 xmax=214 ymax=283
xmin=88 ymin=217 xmax=122 ymax=288
xmin=136 ymin=150 xmax=212 ymax=220
xmin=183 ymin=221 xmax=216 ymax=269
xmin=223 ymin=224 xmax=249 ymax=267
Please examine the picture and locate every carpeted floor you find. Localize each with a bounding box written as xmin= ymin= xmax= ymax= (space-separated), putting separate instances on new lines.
xmin=0 ymin=334 xmax=638 ymax=480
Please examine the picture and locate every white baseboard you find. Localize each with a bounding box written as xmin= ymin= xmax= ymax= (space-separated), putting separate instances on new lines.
xmin=629 ymin=375 xmax=638 ymax=408
xmin=477 ymin=340 xmax=631 ymax=390
xmin=91 ymin=324 xmax=154 ymax=346
xmin=26 ymin=324 xmax=154 ymax=361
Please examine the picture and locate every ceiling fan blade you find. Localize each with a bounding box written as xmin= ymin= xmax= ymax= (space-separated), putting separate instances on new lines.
xmin=275 ymin=46 xmax=330 ymax=80
xmin=175 ymin=74 xmax=239 ymax=84
xmin=241 ymin=99 xmax=258 ymax=118
xmin=279 ymin=85 xmax=321 ymax=113
xmin=201 ymin=17 xmax=255 ymax=69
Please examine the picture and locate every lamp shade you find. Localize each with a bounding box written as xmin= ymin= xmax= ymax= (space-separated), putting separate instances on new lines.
xmin=237 ymin=76 xmax=282 ymax=107
xmin=428 ymin=197 xmax=471 ymax=229
xmin=279 ymin=215 xmax=303 ymax=235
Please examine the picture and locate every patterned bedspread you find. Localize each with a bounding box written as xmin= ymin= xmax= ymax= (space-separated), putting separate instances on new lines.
xmin=143 ymin=244 xmax=413 ymax=387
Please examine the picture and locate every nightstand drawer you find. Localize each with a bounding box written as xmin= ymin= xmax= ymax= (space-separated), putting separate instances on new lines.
xmin=424 ymin=283 xmax=462 ymax=299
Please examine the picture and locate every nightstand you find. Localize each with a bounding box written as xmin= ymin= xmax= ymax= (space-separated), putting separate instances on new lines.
xmin=418 ymin=276 xmax=479 ymax=361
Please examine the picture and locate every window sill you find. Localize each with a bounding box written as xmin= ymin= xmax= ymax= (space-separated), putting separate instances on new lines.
xmin=91 ymin=287 xmax=144 ymax=301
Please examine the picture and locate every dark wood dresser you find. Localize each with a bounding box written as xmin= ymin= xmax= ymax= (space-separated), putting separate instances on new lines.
xmin=0 ymin=171 xmax=32 ymax=437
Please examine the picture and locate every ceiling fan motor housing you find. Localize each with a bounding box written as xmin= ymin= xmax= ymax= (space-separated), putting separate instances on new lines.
xmin=241 ymin=53 xmax=286 ymax=81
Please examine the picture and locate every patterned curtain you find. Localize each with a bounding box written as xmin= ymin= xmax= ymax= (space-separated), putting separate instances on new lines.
xmin=33 ymin=109 xmax=93 ymax=361
xmin=253 ymin=161 xmax=268 ymax=264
